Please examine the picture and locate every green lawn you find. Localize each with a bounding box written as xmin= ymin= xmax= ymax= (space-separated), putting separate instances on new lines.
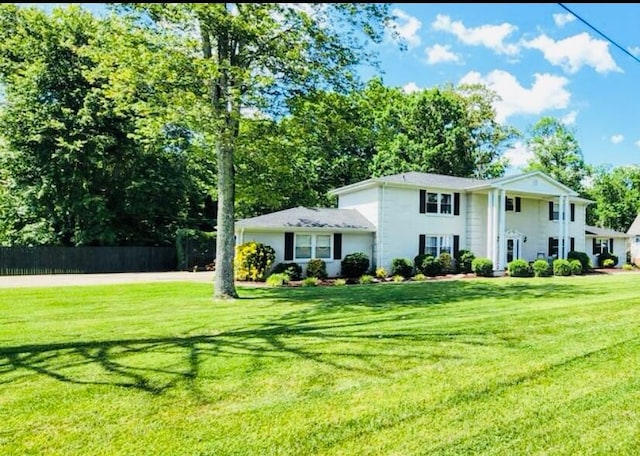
xmin=2 ymin=274 xmax=640 ymax=455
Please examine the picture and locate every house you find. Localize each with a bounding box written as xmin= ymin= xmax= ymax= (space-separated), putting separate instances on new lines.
xmin=235 ymin=170 xmax=596 ymax=276
xmin=585 ymin=225 xmax=628 ymax=267
xmin=627 ymin=213 xmax=640 ymax=266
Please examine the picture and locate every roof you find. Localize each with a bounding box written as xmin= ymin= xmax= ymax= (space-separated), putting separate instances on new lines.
xmin=627 ymin=214 xmax=640 ymax=235
xmin=235 ymin=207 xmax=376 ymax=231
xmin=585 ymin=225 xmax=629 ymax=237
xmin=376 ymin=171 xmax=486 ymax=189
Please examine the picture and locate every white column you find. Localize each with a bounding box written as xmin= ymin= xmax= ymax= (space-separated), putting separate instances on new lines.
xmin=492 ymin=189 xmax=500 ymax=268
xmin=498 ymin=188 xmax=507 ymax=270
xmin=564 ymin=196 xmax=571 ymax=257
xmin=557 ymin=195 xmax=565 ymax=259
xmin=486 ymin=191 xmax=494 ymax=262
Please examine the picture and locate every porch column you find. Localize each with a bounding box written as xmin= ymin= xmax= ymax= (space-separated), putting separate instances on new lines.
xmin=498 ymin=188 xmax=507 ymax=270
xmin=563 ymin=195 xmax=571 ymax=258
xmin=486 ymin=191 xmax=495 ymax=262
xmin=557 ymin=195 xmax=566 ymax=259
xmin=492 ymin=188 xmax=500 ymax=268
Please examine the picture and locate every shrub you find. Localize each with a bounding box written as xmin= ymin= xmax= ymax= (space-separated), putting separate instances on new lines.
xmin=603 ymin=258 xmax=615 ymax=268
xmin=175 ymin=228 xmax=216 ymax=271
xmin=302 ymin=277 xmax=320 ymax=287
xmin=438 ymin=252 xmax=455 ymax=275
xmin=266 ymin=273 xmax=290 ymax=287
xmin=508 ymin=259 xmax=532 ymax=277
xmin=472 ymin=257 xmax=493 ymax=277
xmin=392 ymin=274 xmax=404 ymax=282
xmin=569 ymin=259 xmax=583 ymax=275
xmin=532 ymin=259 xmax=551 ymax=277
xmin=234 ymin=242 xmax=276 ymax=281
xmin=375 ymin=267 xmax=387 ymax=279
xmin=553 ymin=259 xmax=572 ymax=276
xmin=623 ymin=263 xmax=634 ymax=271
xmin=359 ymin=274 xmax=374 ymax=284
xmin=333 ymin=278 xmax=347 ymax=286
xmin=306 ymin=258 xmax=328 ymax=279
xmin=455 ymin=249 xmax=476 ymax=274
xmin=271 ymin=262 xmax=302 ymax=281
xmin=341 ymin=252 xmax=370 ymax=279
xmin=597 ymin=252 xmax=618 ymax=268
xmin=415 ymin=255 xmax=441 ymax=277
xmin=567 ymin=251 xmax=591 ymax=271
xmin=412 ymin=273 xmax=427 ymax=281
xmin=391 ymin=257 xmax=413 ymax=278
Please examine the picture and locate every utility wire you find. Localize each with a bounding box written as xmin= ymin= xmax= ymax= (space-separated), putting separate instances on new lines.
xmin=557 ymin=3 xmax=640 ymax=65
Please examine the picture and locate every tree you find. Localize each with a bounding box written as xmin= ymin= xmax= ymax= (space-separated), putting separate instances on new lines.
xmin=115 ymin=3 xmax=396 ymax=299
xmin=523 ymin=116 xmax=591 ymax=193
xmin=586 ymin=165 xmax=640 ymax=232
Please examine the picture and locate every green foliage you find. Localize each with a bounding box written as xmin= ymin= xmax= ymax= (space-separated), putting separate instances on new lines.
xmin=392 ymin=274 xmax=404 ymax=283
xmin=567 ymin=251 xmax=591 ymax=271
xmin=391 ymin=257 xmax=413 ymax=278
xmin=419 ymin=255 xmax=441 ymax=277
xmin=602 ymin=258 xmax=615 ymax=268
xmin=359 ymin=274 xmax=374 ymax=284
xmin=333 ymin=278 xmax=347 ymax=286
xmin=569 ymin=259 xmax=583 ymax=275
xmin=340 ymin=252 xmax=370 ymax=279
xmin=302 ymin=276 xmax=320 ymax=287
xmin=438 ymin=252 xmax=455 ymax=275
xmin=622 ymin=263 xmax=634 ymax=271
xmin=375 ymin=267 xmax=387 ymax=279
xmin=532 ymin=259 xmax=552 ymax=277
xmin=306 ymin=259 xmax=328 ymax=279
xmin=553 ymin=259 xmax=572 ymax=277
xmin=585 ymin=165 xmax=640 ymax=232
xmin=472 ymin=257 xmax=494 ymax=277
xmin=455 ymin=249 xmax=476 ymax=273
xmin=597 ymin=252 xmax=619 ymax=268
xmin=412 ymin=273 xmax=427 ymax=281
xmin=266 ymin=273 xmax=290 ymax=288
xmin=271 ymin=262 xmax=303 ymax=281
xmin=508 ymin=259 xmax=533 ymax=278
xmin=175 ymin=229 xmax=216 ymax=271
xmin=233 ymin=242 xmax=276 ymax=281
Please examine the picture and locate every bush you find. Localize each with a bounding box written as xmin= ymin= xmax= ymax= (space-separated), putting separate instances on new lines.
xmin=532 ymin=259 xmax=551 ymax=277
xmin=472 ymin=257 xmax=494 ymax=277
xmin=302 ymin=277 xmax=320 ymax=287
xmin=508 ymin=259 xmax=532 ymax=277
xmin=341 ymin=252 xmax=370 ymax=279
xmin=415 ymin=254 xmax=441 ymax=277
xmin=391 ymin=257 xmax=413 ymax=278
xmin=333 ymin=278 xmax=347 ymax=286
xmin=375 ymin=267 xmax=387 ymax=279
xmin=597 ymin=252 xmax=619 ymax=268
xmin=567 ymin=251 xmax=591 ymax=271
xmin=359 ymin=274 xmax=374 ymax=284
xmin=623 ymin=263 xmax=634 ymax=271
xmin=553 ymin=259 xmax=572 ymax=276
xmin=412 ymin=273 xmax=427 ymax=281
xmin=602 ymin=258 xmax=615 ymax=268
xmin=306 ymin=258 xmax=328 ymax=279
xmin=234 ymin=242 xmax=276 ymax=281
xmin=438 ymin=252 xmax=455 ymax=274
xmin=455 ymin=249 xmax=476 ymax=274
xmin=392 ymin=274 xmax=404 ymax=282
xmin=569 ymin=259 xmax=583 ymax=275
xmin=271 ymin=262 xmax=302 ymax=281
xmin=266 ymin=273 xmax=290 ymax=287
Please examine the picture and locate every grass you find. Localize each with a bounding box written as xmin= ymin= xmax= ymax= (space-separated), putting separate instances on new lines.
xmin=2 ymin=274 xmax=640 ymax=455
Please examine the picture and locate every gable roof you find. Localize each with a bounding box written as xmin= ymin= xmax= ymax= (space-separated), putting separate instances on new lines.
xmin=627 ymin=214 xmax=640 ymax=235
xmin=235 ymin=207 xmax=376 ymax=231
xmin=585 ymin=225 xmax=629 ymax=238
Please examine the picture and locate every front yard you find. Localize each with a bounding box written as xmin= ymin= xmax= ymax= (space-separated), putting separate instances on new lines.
xmin=1 ymin=274 xmax=640 ymax=455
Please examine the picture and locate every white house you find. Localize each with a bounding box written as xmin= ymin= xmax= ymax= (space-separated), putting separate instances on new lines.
xmin=585 ymin=225 xmax=628 ymax=267
xmin=627 ymin=213 xmax=640 ymax=266
xmin=235 ymin=170 xmax=596 ymax=276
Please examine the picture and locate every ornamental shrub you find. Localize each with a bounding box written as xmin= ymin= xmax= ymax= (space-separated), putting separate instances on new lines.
xmin=271 ymin=262 xmax=302 ymax=281
xmin=472 ymin=257 xmax=493 ymax=277
xmin=234 ymin=241 xmax=275 ymax=281
xmin=359 ymin=274 xmax=374 ymax=284
xmin=420 ymin=255 xmax=441 ymax=277
xmin=597 ymin=252 xmax=618 ymax=268
xmin=603 ymin=258 xmax=615 ymax=268
xmin=532 ymin=259 xmax=551 ymax=277
xmin=567 ymin=251 xmax=591 ymax=271
xmin=438 ymin=252 xmax=455 ymax=274
xmin=391 ymin=257 xmax=413 ymax=278
xmin=508 ymin=259 xmax=532 ymax=277
xmin=306 ymin=258 xmax=328 ymax=279
xmin=302 ymin=277 xmax=320 ymax=287
xmin=341 ymin=252 xmax=370 ymax=279
xmin=569 ymin=259 xmax=583 ymax=275
xmin=553 ymin=259 xmax=572 ymax=276
xmin=455 ymin=249 xmax=476 ymax=273
xmin=266 ymin=273 xmax=290 ymax=287
xmin=375 ymin=267 xmax=387 ymax=279
xmin=623 ymin=263 xmax=634 ymax=271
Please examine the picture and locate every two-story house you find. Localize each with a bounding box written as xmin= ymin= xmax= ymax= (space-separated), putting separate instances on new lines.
xmin=235 ymin=170 xmax=594 ymax=276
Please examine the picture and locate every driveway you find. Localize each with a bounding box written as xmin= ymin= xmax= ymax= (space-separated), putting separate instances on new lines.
xmin=0 ymin=271 xmax=216 ymax=288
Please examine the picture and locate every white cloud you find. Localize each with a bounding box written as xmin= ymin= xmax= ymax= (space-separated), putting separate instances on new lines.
xmin=553 ymin=13 xmax=575 ymax=27
xmin=561 ymin=110 xmax=578 ymax=125
xmin=425 ymin=44 xmax=460 ymax=64
xmin=523 ymin=32 xmax=622 ymax=74
xmin=635 ymin=140 xmax=640 ymax=148
xmin=389 ymin=8 xmax=422 ymax=49
xmin=459 ymin=70 xmax=571 ymax=123
xmin=504 ymin=141 xmax=534 ymax=168
xmin=431 ymin=14 xmax=519 ymax=55
xmin=629 ymin=46 xmax=640 ymax=57
xmin=402 ymin=82 xmax=421 ymax=94
xmin=611 ymin=134 xmax=624 ymax=144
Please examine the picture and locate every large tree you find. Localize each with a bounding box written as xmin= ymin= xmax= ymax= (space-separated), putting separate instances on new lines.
xmin=586 ymin=164 xmax=640 ymax=232
xmin=114 ymin=3 xmax=396 ymax=299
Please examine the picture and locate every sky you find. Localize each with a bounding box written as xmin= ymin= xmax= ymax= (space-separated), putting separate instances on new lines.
xmin=17 ymin=3 xmax=640 ymax=174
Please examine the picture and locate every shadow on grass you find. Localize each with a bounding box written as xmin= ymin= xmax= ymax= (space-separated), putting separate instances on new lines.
xmin=0 ymin=278 xmax=597 ymax=394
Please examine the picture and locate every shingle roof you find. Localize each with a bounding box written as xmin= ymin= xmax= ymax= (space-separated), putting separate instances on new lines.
xmin=626 ymin=214 xmax=640 ymax=235
xmin=376 ymin=171 xmax=486 ymax=189
xmin=236 ymin=207 xmax=376 ymax=231
xmin=585 ymin=225 xmax=629 ymax=237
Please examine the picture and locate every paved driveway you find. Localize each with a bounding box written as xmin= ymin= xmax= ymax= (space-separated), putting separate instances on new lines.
xmin=0 ymin=271 xmax=216 ymax=288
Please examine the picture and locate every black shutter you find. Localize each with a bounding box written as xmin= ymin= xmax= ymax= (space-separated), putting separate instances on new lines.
xmin=419 ymin=190 xmax=426 ymax=214
xmin=548 ymin=201 xmax=554 ymax=220
xmin=570 ymin=237 xmax=575 ymax=252
xmin=609 ymin=238 xmax=614 ymax=253
xmin=453 ymin=235 xmax=460 ymax=259
xmin=548 ymin=237 xmax=554 ymax=256
xmin=418 ymin=234 xmax=425 ymax=255
xmin=454 ymin=192 xmax=460 ymax=216
xmin=515 ymin=197 xmax=521 ymax=213
xmin=333 ymin=233 xmax=342 ymax=260
xmin=284 ymin=232 xmax=294 ymax=261
xmin=592 ymin=238 xmax=597 ymax=254
xmin=571 ymin=203 xmax=575 ymax=222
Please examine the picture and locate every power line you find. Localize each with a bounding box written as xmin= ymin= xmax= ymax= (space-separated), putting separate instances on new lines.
xmin=557 ymin=3 xmax=640 ymax=66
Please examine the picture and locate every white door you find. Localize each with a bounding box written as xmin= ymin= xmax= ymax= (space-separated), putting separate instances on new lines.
xmin=506 ymin=237 xmax=521 ymax=263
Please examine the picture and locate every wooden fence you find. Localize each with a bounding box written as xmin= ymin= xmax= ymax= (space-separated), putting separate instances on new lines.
xmin=0 ymin=246 xmax=177 ymax=275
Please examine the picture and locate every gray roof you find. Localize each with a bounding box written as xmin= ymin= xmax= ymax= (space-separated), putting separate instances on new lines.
xmin=627 ymin=214 xmax=640 ymax=235
xmin=376 ymin=171 xmax=486 ymax=190
xmin=236 ymin=207 xmax=376 ymax=231
xmin=585 ymin=225 xmax=629 ymax=237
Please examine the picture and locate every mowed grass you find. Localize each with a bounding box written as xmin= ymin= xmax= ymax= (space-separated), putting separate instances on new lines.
xmin=2 ymin=274 xmax=640 ymax=455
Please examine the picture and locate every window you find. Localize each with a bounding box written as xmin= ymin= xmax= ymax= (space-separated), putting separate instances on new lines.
xmin=505 ymin=197 xmax=514 ymax=211
xmin=425 ymin=192 xmax=453 ymax=214
xmin=635 ymin=236 xmax=640 ymax=244
xmin=551 ymin=202 xmax=559 ymax=221
xmin=425 ymin=235 xmax=452 ymax=257
xmin=549 ymin=237 xmax=558 ymax=257
xmin=594 ymin=238 xmax=609 ymax=255
xmin=295 ymin=234 xmax=331 ymax=260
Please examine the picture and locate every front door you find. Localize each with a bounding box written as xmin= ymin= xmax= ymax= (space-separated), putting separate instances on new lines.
xmin=506 ymin=237 xmax=521 ymax=263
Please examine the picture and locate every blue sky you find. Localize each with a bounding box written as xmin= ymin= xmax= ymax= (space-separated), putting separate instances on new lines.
xmin=19 ymin=3 xmax=640 ymax=174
